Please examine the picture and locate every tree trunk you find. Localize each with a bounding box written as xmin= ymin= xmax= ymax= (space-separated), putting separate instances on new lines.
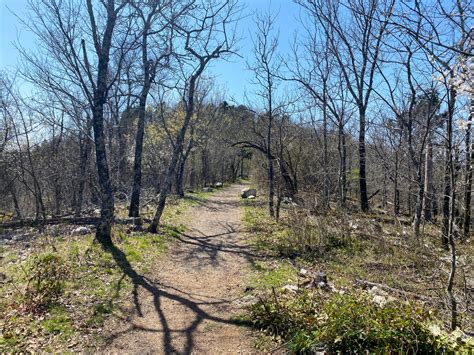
xmin=190 ymin=151 xmax=196 ymax=188
xmin=88 ymin=0 xmax=119 ymax=248
xmin=267 ymin=111 xmax=275 ymax=217
xmin=268 ymin=155 xmax=275 ymax=217
xmin=447 ymin=119 xmax=458 ymax=331
xmin=149 ymin=76 xmax=200 ymax=233
xmin=359 ymin=108 xmax=369 ymax=212
xmin=275 ymin=182 xmax=282 ymax=221
xmin=176 ymin=139 xmax=194 ymax=197
xmin=92 ymin=99 xmax=114 ymax=247
xmin=413 ymin=168 xmax=424 ymax=237
xmin=442 ymin=87 xmax=456 ymax=249
xmin=337 ymin=122 xmax=347 ymax=207
xmin=116 ymin=112 xmax=128 ymax=189
xmin=322 ymin=101 xmax=329 ymax=209
xmin=10 ymin=184 xmax=22 ymax=220
xmin=201 ymin=147 xmax=209 ymax=186
xmin=150 ymin=125 xmax=189 ymax=232
xmin=423 ymin=136 xmax=434 ymax=221
xmin=176 ymin=153 xmax=186 ymax=197
xmin=129 ymin=95 xmax=148 ymax=218
xmin=462 ymin=102 xmax=473 ymax=240
xmin=75 ymin=121 xmax=92 ymax=217
xmin=394 ymin=151 xmax=400 ymax=216
xmin=129 ymin=30 xmax=154 ymax=218
xmin=54 ymin=182 xmax=62 ymax=217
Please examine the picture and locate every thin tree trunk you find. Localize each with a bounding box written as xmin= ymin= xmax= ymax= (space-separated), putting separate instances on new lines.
xmin=129 ymin=28 xmax=154 ymax=218
xmin=11 ymin=184 xmax=22 ymax=220
xmin=394 ymin=151 xmax=400 ymax=216
xmin=447 ymin=127 xmax=458 ymax=330
xmin=359 ymin=108 xmax=369 ymax=212
xmin=149 ymin=75 xmax=200 ymax=233
xmin=129 ymin=94 xmax=148 ymax=218
xmin=462 ymin=103 xmax=473 ymax=240
xmin=75 ymin=121 xmax=92 ymax=217
xmin=176 ymin=139 xmax=193 ymax=197
xmin=337 ymin=122 xmax=347 ymax=207
xmin=423 ymin=136 xmax=434 ymax=221
xmin=268 ymin=154 xmax=275 ymax=217
xmin=116 ymin=113 xmax=128 ymax=188
xmin=322 ymin=100 xmax=329 ymax=209
xmin=176 ymin=153 xmax=186 ymax=197
xmin=54 ymin=183 xmax=62 ymax=216
xmin=413 ymin=167 xmax=424 ymax=237
xmin=190 ymin=151 xmax=196 ymax=188
xmin=442 ymin=87 xmax=457 ymax=249
xmin=201 ymin=147 xmax=209 ymax=186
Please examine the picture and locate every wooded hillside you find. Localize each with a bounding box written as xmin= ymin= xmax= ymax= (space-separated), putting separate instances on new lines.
xmin=0 ymin=0 xmax=473 ymax=353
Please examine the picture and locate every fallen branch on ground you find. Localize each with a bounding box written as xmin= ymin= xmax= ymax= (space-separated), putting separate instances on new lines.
xmin=0 ymin=216 xmax=152 ymax=229
xmin=355 ymin=279 xmax=432 ymax=302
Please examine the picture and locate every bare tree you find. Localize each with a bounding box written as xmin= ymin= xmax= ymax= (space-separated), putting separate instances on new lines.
xmin=128 ymin=0 xmax=178 ymax=219
xmin=149 ymin=0 xmax=239 ymax=232
xmin=248 ymin=8 xmax=282 ymax=218
xmin=296 ymin=0 xmax=395 ymax=212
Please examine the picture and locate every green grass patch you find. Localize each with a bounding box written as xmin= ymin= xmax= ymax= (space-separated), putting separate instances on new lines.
xmin=250 ymin=260 xmax=297 ymax=289
xmin=248 ymin=290 xmax=474 ymax=353
xmin=0 ymin=190 xmax=201 ymax=353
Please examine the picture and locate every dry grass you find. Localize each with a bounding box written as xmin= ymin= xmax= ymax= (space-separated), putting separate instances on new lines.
xmin=243 ymin=202 xmax=474 ymax=334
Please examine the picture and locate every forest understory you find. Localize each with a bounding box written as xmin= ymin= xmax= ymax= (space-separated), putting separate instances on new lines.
xmin=1 ymin=183 xmax=473 ymax=353
xmin=1 ymin=0 xmax=473 ymax=353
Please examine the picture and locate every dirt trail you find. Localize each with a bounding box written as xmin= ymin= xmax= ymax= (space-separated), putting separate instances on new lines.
xmin=107 ymin=184 xmax=258 ymax=354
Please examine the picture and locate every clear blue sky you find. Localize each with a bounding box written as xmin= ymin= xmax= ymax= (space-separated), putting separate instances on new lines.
xmin=0 ymin=0 xmax=302 ymax=104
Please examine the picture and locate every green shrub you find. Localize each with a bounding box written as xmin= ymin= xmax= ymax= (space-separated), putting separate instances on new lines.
xmin=248 ymin=290 xmax=473 ymax=353
xmin=276 ymin=213 xmax=357 ymax=259
xmin=249 ymin=290 xmax=321 ymax=343
xmin=25 ymin=253 xmax=69 ymax=308
xmin=316 ymin=293 xmax=441 ymax=353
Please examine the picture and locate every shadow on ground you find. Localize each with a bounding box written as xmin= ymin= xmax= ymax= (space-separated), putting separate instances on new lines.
xmin=105 ymin=244 xmax=253 ymax=354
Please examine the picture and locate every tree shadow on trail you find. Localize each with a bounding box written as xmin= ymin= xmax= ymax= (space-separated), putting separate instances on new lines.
xmin=104 ymin=244 xmax=252 ymax=354
xmin=171 ymin=225 xmax=262 ymax=268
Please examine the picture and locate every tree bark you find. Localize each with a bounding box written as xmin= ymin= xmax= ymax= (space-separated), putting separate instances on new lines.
xmin=442 ymin=87 xmax=457 ymax=249
xmin=176 ymin=154 xmax=186 ymax=197
xmin=413 ymin=168 xmax=424 ymax=237
xmin=462 ymin=102 xmax=473 ymax=240
xmin=423 ymin=135 xmax=434 ymax=221
xmin=394 ymin=151 xmax=400 ymax=216
xmin=359 ymin=108 xmax=369 ymax=212
xmin=175 ymin=138 xmax=193 ymax=197
xmin=75 ymin=121 xmax=92 ymax=217
xmin=322 ymin=101 xmax=329 ymax=209
xmin=87 ymin=0 xmax=122 ymax=248
xmin=129 ymin=28 xmax=155 ymax=218
xmin=129 ymin=93 xmax=148 ymax=218
xmin=10 ymin=183 xmax=23 ymax=220
xmin=337 ymin=122 xmax=347 ymax=207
